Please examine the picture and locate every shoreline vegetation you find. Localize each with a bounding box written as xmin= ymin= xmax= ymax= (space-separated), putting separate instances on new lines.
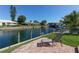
xmin=0 ymin=25 xmax=48 ymax=31
xmin=0 ymin=32 xmax=54 ymax=53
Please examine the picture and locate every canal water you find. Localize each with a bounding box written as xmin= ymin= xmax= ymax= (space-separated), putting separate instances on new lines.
xmin=0 ymin=28 xmax=55 ymax=49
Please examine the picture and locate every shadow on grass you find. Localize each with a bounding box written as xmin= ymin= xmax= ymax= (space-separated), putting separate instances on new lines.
xmin=63 ymin=33 xmax=79 ymax=35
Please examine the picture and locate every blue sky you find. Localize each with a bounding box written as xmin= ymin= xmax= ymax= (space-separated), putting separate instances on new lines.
xmin=0 ymin=5 xmax=79 ymax=23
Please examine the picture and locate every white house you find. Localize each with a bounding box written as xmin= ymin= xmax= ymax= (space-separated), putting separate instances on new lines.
xmin=0 ymin=20 xmax=17 ymax=26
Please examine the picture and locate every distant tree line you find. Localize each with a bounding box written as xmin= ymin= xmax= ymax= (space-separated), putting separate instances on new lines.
xmin=10 ymin=5 xmax=47 ymax=26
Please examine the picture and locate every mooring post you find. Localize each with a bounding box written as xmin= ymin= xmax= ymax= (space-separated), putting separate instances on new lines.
xmin=40 ymin=28 xmax=41 ymax=35
xmin=46 ymin=28 xmax=48 ymax=33
xmin=18 ymin=32 xmax=20 ymax=43
xmin=30 ymin=29 xmax=32 ymax=39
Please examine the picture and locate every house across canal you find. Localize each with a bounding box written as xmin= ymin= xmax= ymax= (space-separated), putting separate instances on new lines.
xmin=0 ymin=20 xmax=17 ymax=27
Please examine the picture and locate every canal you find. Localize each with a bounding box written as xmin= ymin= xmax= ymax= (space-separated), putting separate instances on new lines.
xmin=0 ymin=28 xmax=55 ymax=49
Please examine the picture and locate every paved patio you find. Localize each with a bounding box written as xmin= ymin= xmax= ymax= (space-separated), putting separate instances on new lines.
xmin=12 ymin=38 xmax=75 ymax=53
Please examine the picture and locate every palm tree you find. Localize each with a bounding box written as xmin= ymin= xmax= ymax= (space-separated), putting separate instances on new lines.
xmin=59 ymin=20 xmax=63 ymax=26
xmin=10 ymin=5 xmax=16 ymax=21
xmin=63 ymin=10 xmax=79 ymax=31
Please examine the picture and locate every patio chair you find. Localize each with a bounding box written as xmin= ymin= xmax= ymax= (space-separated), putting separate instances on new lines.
xmin=37 ymin=43 xmax=42 ymax=47
xmin=41 ymin=39 xmax=56 ymax=47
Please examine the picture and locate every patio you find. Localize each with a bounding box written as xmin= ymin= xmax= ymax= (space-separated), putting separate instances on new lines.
xmin=12 ymin=37 xmax=75 ymax=53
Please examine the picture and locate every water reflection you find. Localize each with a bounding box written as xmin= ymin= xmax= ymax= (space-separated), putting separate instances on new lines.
xmin=0 ymin=28 xmax=54 ymax=49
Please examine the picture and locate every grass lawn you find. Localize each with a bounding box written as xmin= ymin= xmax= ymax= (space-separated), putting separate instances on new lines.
xmin=60 ymin=34 xmax=79 ymax=47
xmin=43 ymin=32 xmax=56 ymax=40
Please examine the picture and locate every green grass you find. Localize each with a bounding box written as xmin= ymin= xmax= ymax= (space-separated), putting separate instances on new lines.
xmin=60 ymin=34 xmax=79 ymax=47
xmin=43 ymin=32 xmax=56 ymax=40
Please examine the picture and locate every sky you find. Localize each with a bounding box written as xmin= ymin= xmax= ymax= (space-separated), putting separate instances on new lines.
xmin=1 ymin=5 xmax=79 ymax=23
